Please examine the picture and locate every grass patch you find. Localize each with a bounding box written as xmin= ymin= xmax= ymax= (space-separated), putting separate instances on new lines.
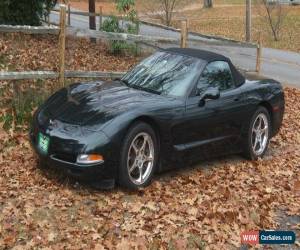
xmin=0 ymin=53 xmax=7 ymax=64
xmin=172 ymin=5 xmax=300 ymax=52
xmin=0 ymin=53 xmax=8 ymax=70
xmin=0 ymin=79 xmax=51 ymax=130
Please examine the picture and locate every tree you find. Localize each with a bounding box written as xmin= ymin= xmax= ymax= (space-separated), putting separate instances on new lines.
xmin=89 ymin=0 xmax=96 ymax=30
xmin=160 ymin=0 xmax=183 ymax=26
xmin=258 ymin=0 xmax=288 ymax=41
xmin=0 ymin=0 xmax=57 ymax=26
xmin=161 ymin=0 xmax=178 ymax=26
xmin=203 ymin=0 xmax=213 ymax=8
xmin=143 ymin=0 xmax=184 ymax=26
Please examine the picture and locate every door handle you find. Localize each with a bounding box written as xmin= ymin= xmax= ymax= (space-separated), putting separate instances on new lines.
xmin=234 ymin=97 xmax=240 ymax=102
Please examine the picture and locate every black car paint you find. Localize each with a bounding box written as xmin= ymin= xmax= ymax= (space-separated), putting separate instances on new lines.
xmin=30 ymin=58 xmax=284 ymax=183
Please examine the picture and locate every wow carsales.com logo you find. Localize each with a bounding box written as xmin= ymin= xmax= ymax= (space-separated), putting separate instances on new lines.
xmin=241 ymin=231 xmax=296 ymax=245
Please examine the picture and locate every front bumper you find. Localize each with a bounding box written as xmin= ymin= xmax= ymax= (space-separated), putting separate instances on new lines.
xmin=29 ymin=130 xmax=116 ymax=182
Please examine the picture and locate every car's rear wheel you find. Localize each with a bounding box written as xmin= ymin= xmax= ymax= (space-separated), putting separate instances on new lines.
xmin=119 ymin=122 xmax=158 ymax=189
xmin=243 ymin=107 xmax=271 ymax=160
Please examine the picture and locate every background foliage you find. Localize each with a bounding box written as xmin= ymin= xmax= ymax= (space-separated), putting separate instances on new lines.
xmin=0 ymin=0 xmax=57 ymax=25
xmin=101 ymin=0 xmax=140 ymax=55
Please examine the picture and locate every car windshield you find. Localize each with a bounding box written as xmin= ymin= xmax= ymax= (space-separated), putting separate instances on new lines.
xmin=121 ymin=51 xmax=203 ymax=97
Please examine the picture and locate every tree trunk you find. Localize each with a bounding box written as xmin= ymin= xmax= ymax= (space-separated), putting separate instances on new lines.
xmin=89 ymin=0 xmax=96 ymax=30
xmin=165 ymin=9 xmax=171 ymax=26
xmin=245 ymin=0 xmax=251 ymax=42
xmin=203 ymin=0 xmax=213 ymax=8
xmin=271 ymin=27 xmax=279 ymax=41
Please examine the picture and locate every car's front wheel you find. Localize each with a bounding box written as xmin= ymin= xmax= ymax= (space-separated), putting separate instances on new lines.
xmin=119 ymin=122 xmax=158 ymax=189
xmin=243 ymin=107 xmax=271 ymax=160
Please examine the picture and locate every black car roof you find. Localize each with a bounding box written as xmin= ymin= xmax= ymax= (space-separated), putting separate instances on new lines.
xmin=164 ymin=47 xmax=245 ymax=86
xmin=164 ymin=48 xmax=229 ymax=62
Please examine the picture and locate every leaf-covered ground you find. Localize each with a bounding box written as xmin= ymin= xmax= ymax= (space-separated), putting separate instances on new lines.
xmin=0 ymin=86 xmax=299 ymax=249
xmin=0 ymin=33 xmax=140 ymax=72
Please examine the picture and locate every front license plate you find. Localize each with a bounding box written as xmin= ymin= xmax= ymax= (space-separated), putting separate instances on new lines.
xmin=38 ymin=132 xmax=50 ymax=154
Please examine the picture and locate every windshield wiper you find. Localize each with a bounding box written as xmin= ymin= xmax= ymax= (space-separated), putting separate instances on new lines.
xmin=130 ymin=84 xmax=161 ymax=95
xmin=118 ymin=78 xmax=129 ymax=86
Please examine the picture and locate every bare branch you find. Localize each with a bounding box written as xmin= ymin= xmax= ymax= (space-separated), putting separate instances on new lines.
xmin=141 ymin=0 xmax=184 ymax=26
xmin=258 ymin=0 xmax=288 ymax=41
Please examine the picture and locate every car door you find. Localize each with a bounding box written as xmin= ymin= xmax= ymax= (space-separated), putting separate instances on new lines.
xmin=182 ymin=61 xmax=244 ymax=155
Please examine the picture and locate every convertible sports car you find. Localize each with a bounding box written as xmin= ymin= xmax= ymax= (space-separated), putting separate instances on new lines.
xmin=30 ymin=48 xmax=285 ymax=189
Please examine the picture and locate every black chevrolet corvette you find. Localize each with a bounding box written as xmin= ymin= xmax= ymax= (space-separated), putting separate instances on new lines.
xmin=30 ymin=48 xmax=285 ymax=189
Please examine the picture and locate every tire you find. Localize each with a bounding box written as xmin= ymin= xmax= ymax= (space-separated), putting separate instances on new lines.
xmin=118 ymin=122 xmax=158 ymax=189
xmin=243 ymin=106 xmax=271 ymax=160
xmin=37 ymin=158 xmax=47 ymax=169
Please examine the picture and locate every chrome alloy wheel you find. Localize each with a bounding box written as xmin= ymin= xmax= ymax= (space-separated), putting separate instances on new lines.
xmin=127 ymin=132 xmax=154 ymax=185
xmin=251 ymin=113 xmax=269 ymax=156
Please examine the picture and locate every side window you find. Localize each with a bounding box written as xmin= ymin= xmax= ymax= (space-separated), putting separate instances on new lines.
xmin=197 ymin=61 xmax=235 ymax=95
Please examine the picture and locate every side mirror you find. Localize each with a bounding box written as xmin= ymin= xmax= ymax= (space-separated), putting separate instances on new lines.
xmin=199 ymin=87 xmax=220 ymax=106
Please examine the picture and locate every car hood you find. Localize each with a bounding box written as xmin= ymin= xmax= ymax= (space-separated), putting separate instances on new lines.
xmin=39 ymin=81 xmax=167 ymax=128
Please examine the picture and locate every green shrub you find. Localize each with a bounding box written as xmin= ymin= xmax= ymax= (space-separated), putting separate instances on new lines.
xmin=101 ymin=16 xmax=140 ymax=55
xmin=102 ymin=16 xmax=124 ymax=33
xmin=0 ymin=0 xmax=57 ymax=26
xmin=100 ymin=0 xmax=140 ymax=55
xmin=101 ymin=16 xmax=125 ymax=54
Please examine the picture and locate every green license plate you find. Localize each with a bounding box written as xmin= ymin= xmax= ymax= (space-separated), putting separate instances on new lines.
xmin=38 ymin=132 xmax=50 ymax=154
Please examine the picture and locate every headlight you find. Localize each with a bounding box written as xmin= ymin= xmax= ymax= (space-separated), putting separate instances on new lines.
xmin=76 ymin=154 xmax=104 ymax=164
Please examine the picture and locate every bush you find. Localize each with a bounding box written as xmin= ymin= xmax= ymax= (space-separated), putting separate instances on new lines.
xmin=100 ymin=0 xmax=140 ymax=55
xmin=101 ymin=16 xmax=125 ymax=54
xmin=101 ymin=16 xmax=140 ymax=55
xmin=102 ymin=16 xmax=124 ymax=33
xmin=0 ymin=0 xmax=57 ymax=26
